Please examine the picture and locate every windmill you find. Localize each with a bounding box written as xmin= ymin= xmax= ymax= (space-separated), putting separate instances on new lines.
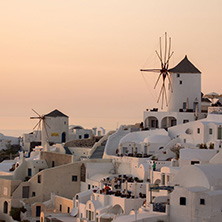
xmin=140 ymin=32 xmax=174 ymax=109
xmin=30 ymin=109 xmax=50 ymax=151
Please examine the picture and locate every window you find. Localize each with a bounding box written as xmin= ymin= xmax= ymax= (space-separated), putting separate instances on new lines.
xmin=180 ymin=80 xmax=182 ymax=85
xmin=184 ymin=139 xmax=186 ymax=143
xmin=22 ymin=186 xmax=29 ymax=198
xmin=52 ymin=161 xmax=55 ymax=167
xmin=38 ymin=175 xmax=41 ymax=183
xmin=209 ymin=128 xmax=213 ymax=135
xmin=200 ymin=198 xmax=205 ymax=205
xmin=67 ymin=207 xmax=70 ymax=213
xmin=72 ymin=175 xmax=78 ymax=182
xmin=79 ymin=135 xmax=82 ymax=139
xmin=84 ymin=134 xmax=89 ymax=139
xmin=180 ymin=197 xmax=186 ymax=205
xmin=197 ymin=128 xmax=200 ymax=134
xmin=183 ymin=120 xmax=189 ymax=123
xmin=32 ymin=192 xmax=36 ymax=197
xmin=60 ymin=204 xmax=62 ymax=212
xmin=28 ymin=168 xmax=32 ymax=177
xmin=218 ymin=126 xmax=222 ymax=139
xmin=183 ymin=102 xmax=186 ymax=109
xmin=177 ymin=73 xmax=180 ymax=78
xmin=88 ymin=184 xmax=91 ymax=190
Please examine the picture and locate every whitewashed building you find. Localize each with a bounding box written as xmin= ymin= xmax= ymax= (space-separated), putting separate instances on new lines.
xmin=143 ymin=56 xmax=206 ymax=130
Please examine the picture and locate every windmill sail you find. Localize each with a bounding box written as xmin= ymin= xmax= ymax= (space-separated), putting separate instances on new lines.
xmin=140 ymin=32 xmax=174 ymax=109
xmin=30 ymin=109 xmax=50 ymax=151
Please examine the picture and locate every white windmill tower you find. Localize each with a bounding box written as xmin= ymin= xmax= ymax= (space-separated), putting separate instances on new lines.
xmin=30 ymin=109 xmax=50 ymax=152
xmin=167 ymin=55 xmax=201 ymax=113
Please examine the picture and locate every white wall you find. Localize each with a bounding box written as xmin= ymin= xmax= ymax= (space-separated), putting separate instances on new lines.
xmin=167 ymin=73 xmax=201 ymax=113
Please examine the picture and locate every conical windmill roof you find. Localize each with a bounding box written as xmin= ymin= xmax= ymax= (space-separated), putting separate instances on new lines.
xmin=169 ymin=55 xmax=201 ymax=74
xmin=45 ymin=109 xmax=68 ymax=118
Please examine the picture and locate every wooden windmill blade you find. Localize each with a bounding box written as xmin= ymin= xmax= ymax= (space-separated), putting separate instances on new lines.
xmin=33 ymin=119 xmax=41 ymax=131
xmin=30 ymin=109 xmax=51 ymax=146
xmin=140 ymin=32 xmax=174 ymax=109
xmin=140 ymin=69 xmax=160 ymax=72
xmin=32 ymin=109 xmax=41 ymax=117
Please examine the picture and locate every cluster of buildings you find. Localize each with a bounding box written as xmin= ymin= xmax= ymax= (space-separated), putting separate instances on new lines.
xmin=0 ymin=55 xmax=222 ymax=222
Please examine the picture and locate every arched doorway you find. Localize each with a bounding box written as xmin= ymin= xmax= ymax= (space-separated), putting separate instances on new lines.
xmin=3 ymin=201 xmax=8 ymax=214
xmin=109 ymin=204 xmax=124 ymax=215
xmin=161 ymin=116 xmax=177 ymax=129
xmin=145 ymin=117 xmax=159 ymax=129
xmin=154 ymin=179 xmax=161 ymax=185
xmin=61 ymin=132 xmax=66 ymax=143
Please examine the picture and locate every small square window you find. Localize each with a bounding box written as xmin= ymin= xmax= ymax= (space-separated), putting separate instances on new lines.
xmin=180 ymin=80 xmax=182 ymax=85
xmin=197 ymin=128 xmax=200 ymax=134
xmin=177 ymin=73 xmax=180 ymax=78
xmin=180 ymin=197 xmax=186 ymax=205
xmin=209 ymin=128 xmax=213 ymax=135
xmin=72 ymin=176 xmax=78 ymax=182
xmin=200 ymin=198 xmax=205 ymax=205
xmin=32 ymin=192 xmax=36 ymax=197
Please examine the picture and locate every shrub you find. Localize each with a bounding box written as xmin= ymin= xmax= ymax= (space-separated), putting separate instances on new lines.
xmin=209 ymin=143 xmax=214 ymax=149
xmin=10 ymin=207 xmax=27 ymax=221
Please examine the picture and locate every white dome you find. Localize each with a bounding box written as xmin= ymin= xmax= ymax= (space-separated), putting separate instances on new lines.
xmin=144 ymin=134 xmax=170 ymax=144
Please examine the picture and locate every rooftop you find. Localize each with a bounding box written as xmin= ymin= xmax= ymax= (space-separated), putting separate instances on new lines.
xmin=45 ymin=109 xmax=68 ymax=118
xmin=169 ymin=55 xmax=201 ymax=73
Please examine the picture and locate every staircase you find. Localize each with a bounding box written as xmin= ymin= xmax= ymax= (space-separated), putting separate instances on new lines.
xmin=90 ymin=145 xmax=105 ymax=159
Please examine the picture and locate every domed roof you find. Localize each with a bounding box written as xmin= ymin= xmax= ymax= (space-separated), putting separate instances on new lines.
xmin=173 ymin=164 xmax=222 ymax=189
xmin=144 ymin=134 xmax=170 ymax=143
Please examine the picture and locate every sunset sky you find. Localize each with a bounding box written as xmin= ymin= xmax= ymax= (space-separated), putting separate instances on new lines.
xmin=0 ymin=0 xmax=222 ymax=136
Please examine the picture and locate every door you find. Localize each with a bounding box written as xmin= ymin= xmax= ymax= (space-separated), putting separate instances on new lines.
xmin=61 ymin=132 xmax=66 ymax=143
xmin=36 ymin=206 xmax=41 ymax=217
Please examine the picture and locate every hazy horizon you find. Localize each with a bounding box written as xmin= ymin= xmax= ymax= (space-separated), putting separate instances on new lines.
xmin=1 ymin=0 xmax=222 ymax=137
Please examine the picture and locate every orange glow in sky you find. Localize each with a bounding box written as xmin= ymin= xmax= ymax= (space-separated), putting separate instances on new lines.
xmin=0 ymin=0 xmax=222 ymax=136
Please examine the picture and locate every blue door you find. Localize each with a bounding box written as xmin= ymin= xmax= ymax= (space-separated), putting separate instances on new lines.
xmin=36 ymin=206 xmax=41 ymax=217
